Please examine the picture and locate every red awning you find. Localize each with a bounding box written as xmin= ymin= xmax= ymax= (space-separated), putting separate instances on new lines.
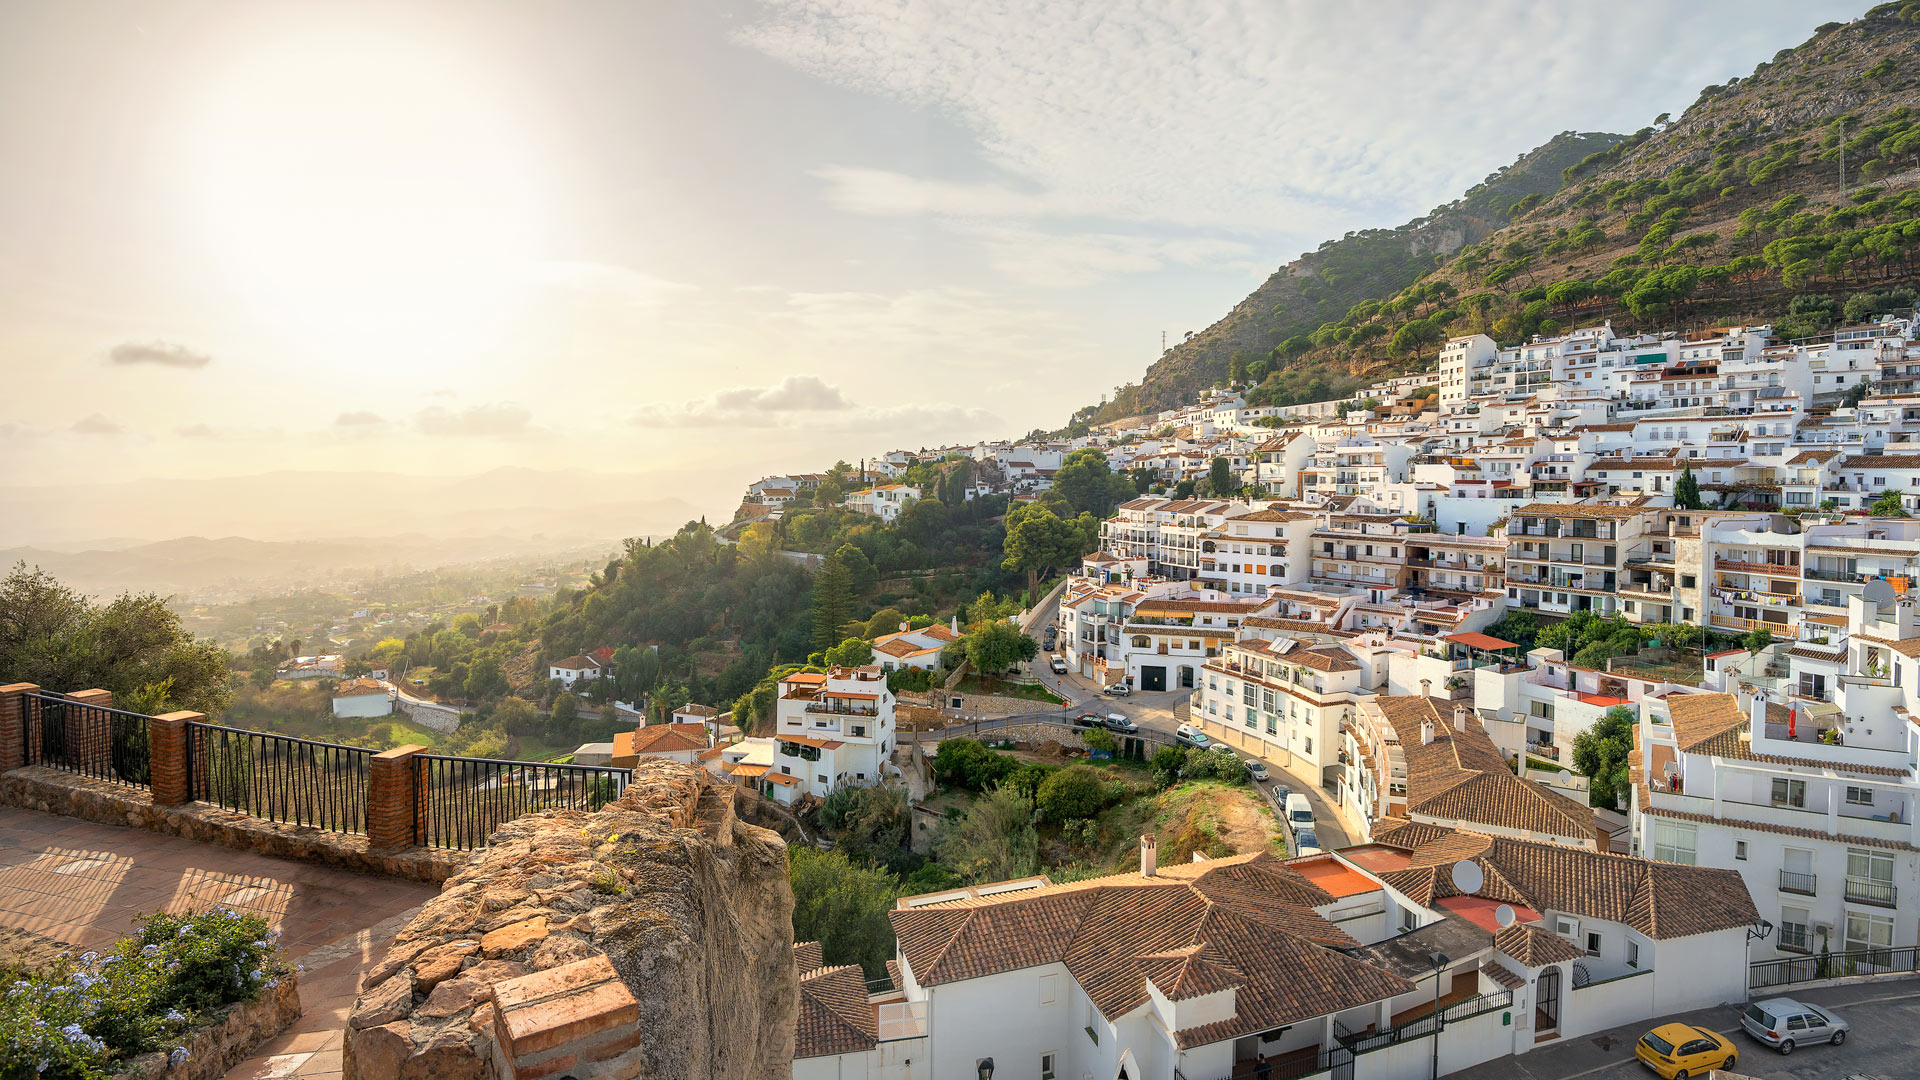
xmin=1444 ymin=631 xmax=1520 ymax=651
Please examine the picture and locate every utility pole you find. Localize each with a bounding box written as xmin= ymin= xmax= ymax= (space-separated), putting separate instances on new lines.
xmin=1161 ymin=330 xmax=1167 ymax=354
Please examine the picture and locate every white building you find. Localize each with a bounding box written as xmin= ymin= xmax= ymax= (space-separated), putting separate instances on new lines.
xmin=330 ymin=677 xmax=392 ymax=718
xmin=845 ymin=484 xmax=921 ymax=523
xmin=872 ymin=623 xmax=961 ymax=672
xmin=549 ymin=654 xmax=602 ymax=686
xmin=763 ymin=666 xmax=897 ymax=800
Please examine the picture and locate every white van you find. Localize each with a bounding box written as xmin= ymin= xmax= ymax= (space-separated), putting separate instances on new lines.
xmin=1284 ymin=793 xmax=1315 ymax=836
xmin=1174 ymin=723 xmax=1209 ymax=749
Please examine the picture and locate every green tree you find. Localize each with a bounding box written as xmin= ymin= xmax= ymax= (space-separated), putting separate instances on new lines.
xmin=964 ymin=621 xmax=1038 ymax=675
xmin=1036 ymin=765 xmax=1107 ymax=821
xmin=1674 ymin=465 xmax=1704 ymax=510
xmin=463 ymin=655 xmax=509 ymax=700
xmin=1570 ymin=705 xmax=1635 ymax=808
xmin=0 ymin=563 xmax=234 ymax=715
xmin=830 ymin=543 xmax=878 ymax=594
xmin=810 ymin=557 xmax=856 ymax=653
xmin=1205 ymin=456 xmax=1234 ymax=496
xmin=1744 ymin=627 xmax=1776 ymax=654
xmin=550 ymin=692 xmax=581 ymax=738
xmin=493 ymin=695 xmax=542 ymax=735
xmin=824 ymin=637 xmax=875 ymax=669
xmin=788 ymin=846 xmax=897 ymax=979
xmin=1001 ymin=503 xmax=1088 ymax=596
xmin=935 ymin=784 xmax=1040 ymax=883
xmin=1870 ymin=488 xmax=1910 ymax=517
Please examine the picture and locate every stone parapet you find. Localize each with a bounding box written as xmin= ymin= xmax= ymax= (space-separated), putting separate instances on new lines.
xmin=115 ymin=972 xmax=301 ymax=1080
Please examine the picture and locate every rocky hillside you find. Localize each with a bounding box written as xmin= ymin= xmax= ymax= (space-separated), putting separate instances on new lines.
xmin=1079 ymin=3 xmax=1920 ymax=427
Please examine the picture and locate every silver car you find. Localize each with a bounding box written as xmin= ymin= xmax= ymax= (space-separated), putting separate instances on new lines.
xmin=1741 ymin=997 xmax=1848 ymax=1054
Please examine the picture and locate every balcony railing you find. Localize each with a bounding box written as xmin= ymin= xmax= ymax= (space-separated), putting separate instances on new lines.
xmin=1750 ymin=946 xmax=1919 ymax=990
xmin=1845 ymin=878 xmax=1897 ymax=907
xmin=1779 ymin=869 xmax=1817 ymax=896
xmin=805 ymin=703 xmax=879 ymax=717
xmin=1805 ymin=568 xmax=1864 ymax=583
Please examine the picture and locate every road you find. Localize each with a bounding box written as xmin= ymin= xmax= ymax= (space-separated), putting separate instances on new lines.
xmin=1446 ymin=980 xmax=1920 ymax=1080
xmin=909 ymin=595 xmax=1355 ymax=851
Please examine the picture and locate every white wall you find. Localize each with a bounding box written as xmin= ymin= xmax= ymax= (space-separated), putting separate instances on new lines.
xmin=331 ymin=693 xmax=391 ymax=718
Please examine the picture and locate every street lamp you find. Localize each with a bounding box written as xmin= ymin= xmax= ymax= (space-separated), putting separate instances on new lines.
xmin=1429 ymin=950 xmax=1449 ymax=1080
xmin=976 ymin=1058 xmax=994 ymax=1080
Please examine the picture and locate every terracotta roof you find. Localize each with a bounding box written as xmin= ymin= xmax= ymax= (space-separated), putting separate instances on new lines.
xmin=331 ymin=678 xmax=388 ymax=699
xmin=1376 ymin=697 xmax=1595 ymax=842
xmin=1136 ymin=598 xmax=1271 ymax=614
xmin=1514 ymin=503 xmax=1646 ymax=519
xmin=1284 ymin=646 xmax=1363 ymax=673
xmin=1641 ymin=805 xmax=1919 ymax=853
xmin=1840 ymin=454 xmax=1920 ymax=470
xmin=891 ymin=852 xmax=1414 ymax=1047
xmin=1480 ymin=961 xmax=1527 ymax=990
xmin=613 ymin=724 xmax=710 ymax=758
xmin=794 ymin=941 xmax=824 ymax=976
xmin=675 ymin=703 xmax=719 ymax=718
xmin=793 ymin=957 xmax=877 ymax=1058
xmin=1444 ymin=632 xmax=1520 ymax=651
xmin=1230 ymin=509 xmax=1314 ymax=523
xmin=1666 ymin=692 xmax=1908 ymax=777
xmin=1494 ymin=923 xmax=1584 ymax=967
xmin=1370 ymin=821 xmax=1759 ymax=940
xmin=550 ymin=654 xmax=600 ymax=670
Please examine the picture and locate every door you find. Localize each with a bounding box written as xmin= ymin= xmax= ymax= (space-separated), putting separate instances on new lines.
xmin=1535 ymin=967 xmax=1560 ymax=1032
xmin=1178 ymin=665 xmax=1195 ymax=689
xmin=1140 ymin=666 xmax=1167 ymax=692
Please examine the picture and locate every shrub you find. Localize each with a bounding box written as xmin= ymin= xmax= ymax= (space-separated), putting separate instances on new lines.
xmin=0 ymin=907 xmax=290 ymax=1079
xmin=1036 ymin=765 xmax=1107 ymax=821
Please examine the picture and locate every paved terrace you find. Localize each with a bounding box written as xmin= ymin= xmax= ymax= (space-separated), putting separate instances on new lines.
xmin=0 ymin=805 xmax=436 ymax=1080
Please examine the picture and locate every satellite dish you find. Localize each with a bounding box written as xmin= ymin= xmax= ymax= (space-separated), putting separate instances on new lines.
xmin=1557 ymin=769 xmax=1574 ymax=786
xmin=1495 ymin=904 xmax=1516 ymax=928
xmin=1863 ymin=579 xmax=1897 ymax=606
xmin=1450 ymin=859 xmax=1485 ymax=895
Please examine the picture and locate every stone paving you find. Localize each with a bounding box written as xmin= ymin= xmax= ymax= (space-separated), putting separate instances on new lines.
xmin=0 ymin=805 xmax=437 ymax=1080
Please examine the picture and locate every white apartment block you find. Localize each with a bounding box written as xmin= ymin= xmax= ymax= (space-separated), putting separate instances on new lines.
xmin=759 ymin=666 xmax=896 ymax=802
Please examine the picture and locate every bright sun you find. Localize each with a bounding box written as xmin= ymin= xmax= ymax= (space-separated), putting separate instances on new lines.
xmin=181 ymin=23 xmax=549 ymax=372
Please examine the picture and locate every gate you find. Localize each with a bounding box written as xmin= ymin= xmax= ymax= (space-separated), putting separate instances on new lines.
xmin=1536 ymin=966 xmax=1561 ymax=1032
xmin=1141 ymin=665 xmax=1167 ymax=691
xmin=1327 ymin=1044 xmax=1353 ymax=1080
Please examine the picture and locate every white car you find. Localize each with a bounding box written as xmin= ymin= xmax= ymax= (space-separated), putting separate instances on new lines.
xmin=1741 ymin=998 xmax=1848 ymax=1054
xmin=1049 ymin=657 xmax=1068 ymax=674
xmin=1104 ymin=682 xmax=1132 ymax=697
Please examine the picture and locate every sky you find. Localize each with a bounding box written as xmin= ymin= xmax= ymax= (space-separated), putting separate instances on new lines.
xmin=0 ymin=0 xmax=1864 ymax=525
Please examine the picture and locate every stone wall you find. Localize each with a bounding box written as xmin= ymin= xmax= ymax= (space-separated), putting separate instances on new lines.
xmin=0 ymin=767 xmax=461 ymax=883
xmin=117 ymin=974 xmax=301 ymax=1080
xmin=344 ymin=760 xmax=795 ymax=1080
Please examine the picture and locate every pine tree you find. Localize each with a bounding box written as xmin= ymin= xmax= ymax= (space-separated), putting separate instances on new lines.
xmin=810 ymin=557 xmax=854 ymax=652
xmin=1673 ymin=465 xmax=1703 ymax=510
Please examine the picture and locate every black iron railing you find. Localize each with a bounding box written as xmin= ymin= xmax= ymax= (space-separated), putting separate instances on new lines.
xmin=414 ymin=755 xmax=631 ymax=850
xmin=1750 ymin=945 xmax=1919 ymax=989
xmin=1779 ymin=869 xmax=1818 ymax=895
xmin=21 ymin=691 xmax=151 ymax=788
xmin=188 ymin=723 xmax=372 ymax=834
xmin=1845 ymin=877 xmax=1897 ymax=907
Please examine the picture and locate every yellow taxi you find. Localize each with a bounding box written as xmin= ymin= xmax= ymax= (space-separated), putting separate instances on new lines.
xmin=1634 ymin=1023 xmax=1738 ymax=1078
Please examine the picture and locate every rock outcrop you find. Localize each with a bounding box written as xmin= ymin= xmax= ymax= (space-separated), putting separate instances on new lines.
xmin=343 ymin=761 xmax=796 ymax=1080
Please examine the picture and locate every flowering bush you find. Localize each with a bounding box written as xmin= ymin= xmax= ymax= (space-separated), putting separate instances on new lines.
xmin=0 ymin=907 xmax=290 ymax=1079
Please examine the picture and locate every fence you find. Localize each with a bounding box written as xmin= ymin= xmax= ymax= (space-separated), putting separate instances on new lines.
xmin=414 ymin=755 xmax=631 ymax=851
xmin=20 ymin=691 xmax=151 ymax=789
xmin=1750 ymin=946 xmax=1920 ymax=990
xmin=188 ymin=722 xmax=373 ymax=834
xmin=1 ymin=681 xmax=637 ymax=852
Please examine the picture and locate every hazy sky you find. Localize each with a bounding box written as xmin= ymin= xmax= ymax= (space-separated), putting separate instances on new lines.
xmin=0 ymin=0 xmax=1861 ymax=517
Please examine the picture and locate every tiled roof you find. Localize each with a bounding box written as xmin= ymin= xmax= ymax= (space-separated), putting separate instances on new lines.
xmin=1377 ymin=697 xmax=1595 ymax=842
xmin=1666 ymin=691 xmax=1909 ymax=777
xmin=1480 ymin=961 xmax=1527 ymax=990
xmin=793 ymin=956 xmax=877 ymax=1059
xmin=551 ymin=654 xmax=600 ymax=670
xmin=794 ymin=941 xmax=824 ymax=976
xmin=1494 ymin=923 xmax=1583 ymax=967
xmin=890 ymin=853 xmax=1414 ymax=1047
xmin=1514 ymin=502 xmax=1646 ymax=519
xmin=1840 ymin=454 xmax=1920 ymax=470
xmin=1368 ymin=821 xmax=1758 ymax=941
xmin=613 ymin=724 xmax=709 ymax=758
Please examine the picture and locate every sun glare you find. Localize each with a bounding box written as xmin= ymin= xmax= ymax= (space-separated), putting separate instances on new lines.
xmin=181 ymin=24 xmax=549 ymax=373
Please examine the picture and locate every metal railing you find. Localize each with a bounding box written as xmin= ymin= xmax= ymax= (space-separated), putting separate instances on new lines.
xmin=189 ymin=723 xmax=372 ymax=834
xmin=1750 ymin=946 xmax=1919 ymax=989
xmin=20 ymin=691 xmax=151 ymax=788
xmin=414 ymin=755 xmax=632 ymax=851
xmin=1845 ymin=877 xmax=1897 ymax=907
xmin=1779 ymin=869 xmax=1817 ymax=895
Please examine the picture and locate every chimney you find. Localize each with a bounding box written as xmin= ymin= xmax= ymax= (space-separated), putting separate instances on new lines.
xmin=1421 ymin=719 xmax=1436 ymax=746
xmin=1454 ymin=706 xmax=1469 ymax=733
xmin=1140 ymin=834 xmax=1158 ymax=878
xmin=899 ymin=621 xmax=909 ymax=633
xmin=1420 ymin=678 xmax=1432 ymax=700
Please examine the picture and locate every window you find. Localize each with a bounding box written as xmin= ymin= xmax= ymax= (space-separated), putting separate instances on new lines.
xmin=1772 ymin=778 xmax=1807 ymax=808
xmin=1735 ymin=840 xmax=1748 ymax=861
xmin=1085 ymin=1002 xmax=1100 ymax=1044
xmin=1779 ymin=907 xmax=1810 ymax=952
xmin=1654 ymin=821 xmax=1697 ymax=865
xmin=1585 ymin=931 xmax=1602 ymax=957
xmin=1627 ymin=941 xmax=1640 ymax=968
xmin=1848 ymin=848 xmax=1895 ymax=895
xmin=1847 ymin=786 xmax=1875 ymax=806
xmin=1041 ymin=1052 xmax=1058 ymax=1080
xmin=1845 ymin=911 xmax=1894 ymax=957
xmin=1038 ymin=974 xmax=1057 ymax=1005
xmin=1681 ymin=575 xmax=1696 ymax=589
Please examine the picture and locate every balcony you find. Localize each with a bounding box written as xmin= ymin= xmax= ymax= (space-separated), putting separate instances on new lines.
xmin=1846 ymin=878 xmax=1897 ymax=908
xmin=1716 ymin=558 xmax=1802 ymax=577
xmin=1779 ymin=869 xmax=1817 ymax=896
xmin=1805 ymin=567 xmax=1865 ymax=583
xmin=805 ymin=702 xmax=879 ymax=717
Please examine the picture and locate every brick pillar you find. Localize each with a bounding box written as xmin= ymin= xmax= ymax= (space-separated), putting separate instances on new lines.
xmin=0 ymin=684 xmax=39 ymax=772
xmin=149 ymin=711 xmax=204 ymax=807
xmin=66 ymin=689 xmax=112 ymax=775
xmin=367 ymin=744 xmax=427 ymax=852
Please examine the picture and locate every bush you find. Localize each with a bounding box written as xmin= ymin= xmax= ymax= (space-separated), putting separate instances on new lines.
xmin=1036 ymin=765 xmax=1107 ymax=821
xmin=0 ymin=907 xmax=290 ymax=1079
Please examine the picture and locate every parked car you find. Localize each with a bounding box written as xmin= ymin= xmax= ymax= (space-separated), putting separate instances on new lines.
xmin=1174 ymin=724 xmax=1209 ymax=749
xmin=1104 ymin=682 xmax=1132 ymax=697
xmin=1049 ymin=657 xmax=1068 ymax=675
xmin=1071 ymin=713 xmax=1104 ymax=730
xmin=1741 ymin=998 xmax=1848 ymax=1054
xmin=1635 ymin=1023 xmax=1737 ymax=1078
xmin=1268 ymin=784 xmax=1291 ymax=808
xmin=1292 ymin=829 xmax=1322 ymax=856
xmin=1244 ymin=759 xmax=1268 ymax=782
xmin=1103 ymin=714 xmax=1138 ymax=734
xmin=1209 ymin=742 xmax=1237 ymax=756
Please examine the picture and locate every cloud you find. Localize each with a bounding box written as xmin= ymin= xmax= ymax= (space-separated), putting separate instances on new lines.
xmin=712 ymin=374 xmax=851 ymax=412
xmin=535 ymin=262 xmax=696 ymax=308
xmin=71 ymin=413 xmax=123 ymax=435
xmin=335 ymin=411 xmax=386 ymax=427
xmin=636 ymin=375 xmax=998 ymax=435
xmin=415 ymin=403 xmax=535 ymax=439
xmin=106 ymin=340 xmax=213 ymax=368
xmin=176 ymin=424 xmax=215 ymax=438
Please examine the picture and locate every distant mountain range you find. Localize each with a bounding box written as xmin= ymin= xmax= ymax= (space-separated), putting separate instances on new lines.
xmin=0 ymin=467 xmax=704 ymax=598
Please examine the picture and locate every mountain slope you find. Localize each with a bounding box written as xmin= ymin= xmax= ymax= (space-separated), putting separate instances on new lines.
xmin=1082 ymin=4 xmax=1920 ymax=426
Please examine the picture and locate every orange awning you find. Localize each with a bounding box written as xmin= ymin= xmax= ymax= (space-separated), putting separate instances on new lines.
xmin=1444 ymin=631 xmax=1520 ymax=651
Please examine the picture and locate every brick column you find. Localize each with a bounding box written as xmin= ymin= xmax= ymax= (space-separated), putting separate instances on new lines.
xmin=66 ymin=689 xmax=112 ymax=775
xmin=0 ymin=684 xmax=39 ymax=772
xmin=367 ymin=744 xmax=427 ymax=852
xmin=490 ymin=955 xmax=643 ymax=1080
xmin=149 ymin=711 xmax=204 ymax=807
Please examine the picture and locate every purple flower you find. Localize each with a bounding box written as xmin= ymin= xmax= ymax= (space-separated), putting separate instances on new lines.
xmin=169 ymin=1047 xmax=190 ymax=1067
